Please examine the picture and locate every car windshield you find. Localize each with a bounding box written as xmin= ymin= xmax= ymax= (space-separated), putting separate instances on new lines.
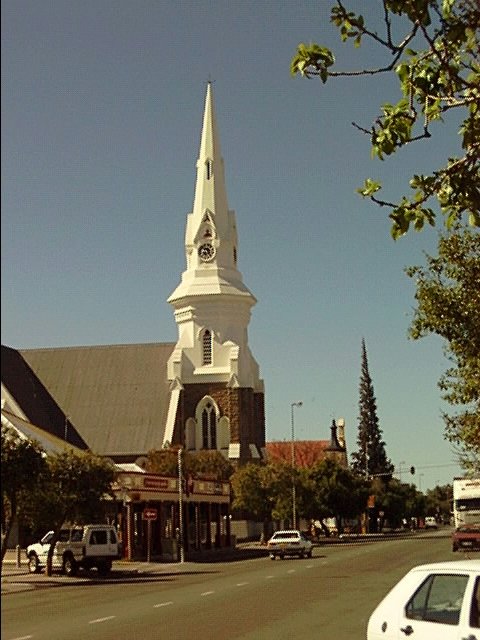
xmin=273 ymin=532 xmax=298 ymax=539
xmin=40 ymin=532 xmax=54 ymax=544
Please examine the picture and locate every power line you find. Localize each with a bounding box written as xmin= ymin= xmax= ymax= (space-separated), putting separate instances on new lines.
xmin=409 ymin=463 xmax=459 ymax=471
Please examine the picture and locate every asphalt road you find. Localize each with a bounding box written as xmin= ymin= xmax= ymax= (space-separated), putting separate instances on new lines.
xmin=1 ymin=531 xmax=457 ymax=640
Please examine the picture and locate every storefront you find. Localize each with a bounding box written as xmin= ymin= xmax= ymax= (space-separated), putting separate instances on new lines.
xmin=110 ymin=471 xmax=231 ymax=561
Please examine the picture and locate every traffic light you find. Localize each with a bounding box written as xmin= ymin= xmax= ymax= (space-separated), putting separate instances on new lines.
xmin=410 ymin=466 xmax=415 ymax=475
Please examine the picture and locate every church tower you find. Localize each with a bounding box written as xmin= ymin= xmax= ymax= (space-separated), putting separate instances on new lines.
xmin=164 ymin=83 xmax=265 ymax=464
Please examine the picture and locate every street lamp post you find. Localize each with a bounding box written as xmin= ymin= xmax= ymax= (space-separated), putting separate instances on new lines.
xmin=419 ymin=473 xmax=425 ymax=492
xmin=177 ymin=448 xmax=185 ymax=563
xmin=290 ymin=401 xmax=303 ymax=529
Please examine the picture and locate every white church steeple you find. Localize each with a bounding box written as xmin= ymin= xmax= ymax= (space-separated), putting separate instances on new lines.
xmin=164 ymin=83 xmax=265 ymax=460
xmin=168 ymin=82 xmax=255 ymax=301
xmin=167 ymin=83 xmax=261 ymax=390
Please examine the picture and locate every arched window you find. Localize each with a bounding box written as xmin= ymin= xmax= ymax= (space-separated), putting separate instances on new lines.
xmin=202 ymin=329 xmax=212 ymax=365
xmin=201 ymin=402 xmax=217 ymax=449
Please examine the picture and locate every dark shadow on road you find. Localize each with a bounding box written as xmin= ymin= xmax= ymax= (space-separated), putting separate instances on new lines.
xmin=185 ymin=548 xmax=270 ymax=562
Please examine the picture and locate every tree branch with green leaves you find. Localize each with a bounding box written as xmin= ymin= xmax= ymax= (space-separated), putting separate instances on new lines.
xmin=291 ymin=0 xmax=480 ymax=238
xmin=406 ymin=227 xmax=480 ymax=471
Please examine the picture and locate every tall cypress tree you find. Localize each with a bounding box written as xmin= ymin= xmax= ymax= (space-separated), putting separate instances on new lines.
xmin=351 ymin=339 xmax=394 ymax=479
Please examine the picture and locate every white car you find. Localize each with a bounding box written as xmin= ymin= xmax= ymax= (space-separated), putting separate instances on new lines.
xmin=367 ymin=559 xmax=480 ymax=639
xmin=425 ymin=516 xmax=438 ymax=529
xmin=267 ymin=529 xmax=313 ymax=560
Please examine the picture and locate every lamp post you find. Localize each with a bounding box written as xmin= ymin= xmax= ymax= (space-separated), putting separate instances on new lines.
xmin=290 ymin=401 xmax=303 ymax=529
xmin=419 ymin=473 xmax=425 ymax=492
xmin=177 ymin=448 xmax=185 ymax=563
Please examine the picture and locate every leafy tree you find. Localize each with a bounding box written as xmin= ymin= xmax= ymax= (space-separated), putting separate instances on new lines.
xmin=186 ymin=450 xmax=234 ymax=480
xmin=299 ymin=458 xmax=369 ymax=533
xmin=351 ymin=340 xmax=394 ymax=479
xmin=406 ymin=228 xmax=480 ymax=472
xmin=424 ymin=483 xmax=453 ymax=521
xmin=146 ymin=448 xmax=234 ymax=480
xmin=32 ymin=450 xmax=116 ymax=576
xmin=371 ymin=478 xmax=406 ymax=530
xmin=231 ymin=462 xmax=292 ymax=540
xmin=1 ymin=426 xmax=46 ymax=565
xmin=372 ymin=478 xmax=426 ymax=530
xmin=146 ymin=447 xmax=179 ymax=475
xmin=291 ymin=0 xmax=480 ymax=238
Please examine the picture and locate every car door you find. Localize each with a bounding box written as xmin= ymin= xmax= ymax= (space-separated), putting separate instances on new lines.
xmin=396 ymin=572 xmax=474 ymax=640
xmin=36 ymin=531 xmax=54 ymax=564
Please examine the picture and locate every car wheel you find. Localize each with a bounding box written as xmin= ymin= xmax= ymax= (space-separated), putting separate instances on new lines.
xmin=279 ymin=554 xmax=284 ymax=560
xmin=63 ymin=554 xmax=77 ymax=577
xmin=28 ymin=553 xmax=40 ymax=573
xmin=307 ymin=550 xmax=313 ymax=558
xmin=270 ymin=554 xmax=276 ymax=560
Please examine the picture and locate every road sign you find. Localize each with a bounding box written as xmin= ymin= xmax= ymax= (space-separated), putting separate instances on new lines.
xmin=142 ymin=507 xmax=158 ymax=521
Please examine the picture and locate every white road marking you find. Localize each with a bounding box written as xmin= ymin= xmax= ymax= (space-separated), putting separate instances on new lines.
xmin=10 ymin=636 xmax=33 ymax=640
xmin=287 ymin=569 xmax=295 ymax=573
xmin=265 ymin=575 xmax=274 ymax=579
xmin=89 ymin=616 xmax=116 ymax=624
xmin=236 ymin=582 xmax=248 ymax=586
xmin=154 ymin=601 xmax=174 ymax=608
xmin=201 ymin=590 xmax=214 ymax=596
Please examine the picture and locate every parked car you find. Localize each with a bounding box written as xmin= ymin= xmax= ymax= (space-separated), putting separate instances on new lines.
xmin=267 ymin=529 xmax=313 ymax=560
xmin=26 ymin=524 xmax=120 ymax=576
xmin=367 ymin=559 xmax=480 ymax=639
xmin=452 ymin=524 xmax=480 ymax=552
xmin=424 ymin=516 xmax=438 ymax=529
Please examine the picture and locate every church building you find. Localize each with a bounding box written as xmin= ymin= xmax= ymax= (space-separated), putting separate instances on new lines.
xmin=2 ymin=83 xmax=265 ymax=469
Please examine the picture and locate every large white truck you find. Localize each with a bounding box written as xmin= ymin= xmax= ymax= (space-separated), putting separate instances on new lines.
xmin=452 ymin=476 xmax=480 ymax=528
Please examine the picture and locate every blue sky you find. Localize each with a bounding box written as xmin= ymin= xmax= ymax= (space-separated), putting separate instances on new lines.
xmin=1 ymin=1 xmax=464 ymax=490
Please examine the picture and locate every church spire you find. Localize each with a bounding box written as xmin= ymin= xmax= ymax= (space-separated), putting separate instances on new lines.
xmin=192 ymin=81 xmax=229 ymax=230
xmin=168 ymin=83 xmax=255 ymax=302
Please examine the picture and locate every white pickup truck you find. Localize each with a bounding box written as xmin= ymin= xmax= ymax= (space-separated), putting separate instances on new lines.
xmin=26 ymin=524 xmax=121 ymax=576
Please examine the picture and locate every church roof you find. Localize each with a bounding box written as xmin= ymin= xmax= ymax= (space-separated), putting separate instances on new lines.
xmin=2 ymin=343 xmax=175 ymax=458
xmin=1 ymin=345 xmax=88 ymax=450
xmin=266 ymin=440 xmax=332 ymax=467
xmin=2 ymin=407 xmax=84 ymax=455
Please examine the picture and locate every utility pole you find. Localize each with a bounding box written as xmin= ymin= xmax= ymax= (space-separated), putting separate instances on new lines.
xmin=178 ymin=448 xmax=185 ymax=563
xmin=290 ymin=401 xmax=303 ymax=529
